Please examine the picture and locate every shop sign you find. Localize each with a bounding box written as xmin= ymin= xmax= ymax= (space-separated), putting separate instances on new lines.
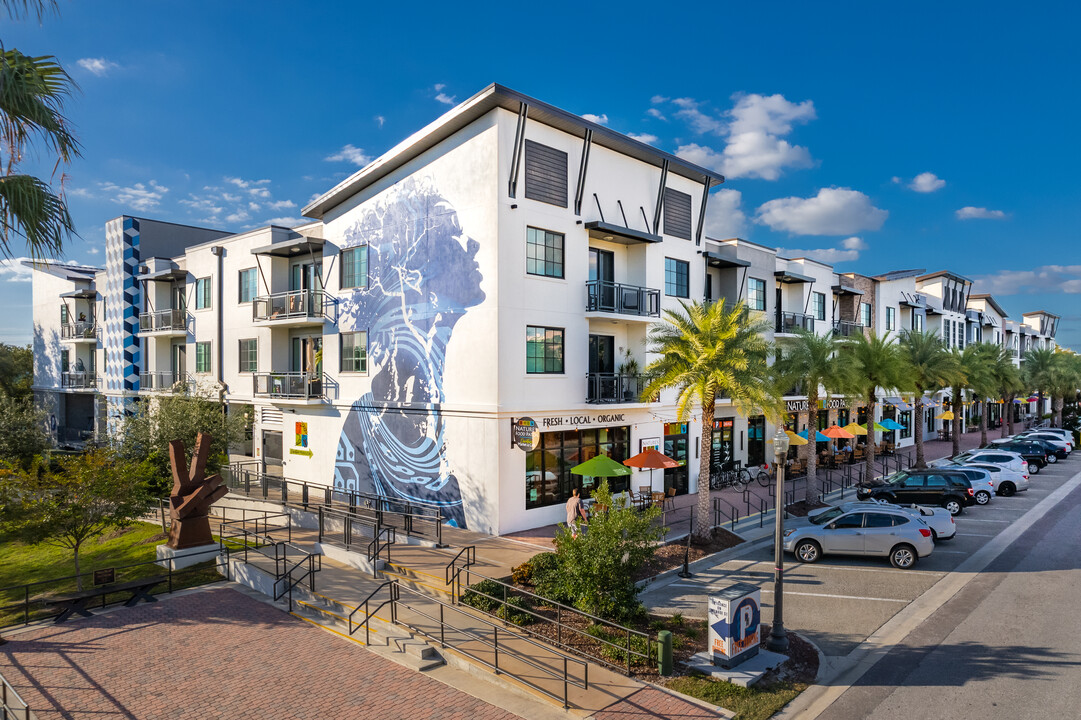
xmin=709 ymin=583 xmax=761 ymax=669
xmin=289 ymin=448 xmax=313 ymax=457
xmin=664 ymin=422 xmax=688 ymax=436
xmin=538 ymin=413 xmax=626 ymax=430
xmin=511 ymin=417 xmax=540 ymax=451
xmin=785 ymin=398 xmax=847 ymax=412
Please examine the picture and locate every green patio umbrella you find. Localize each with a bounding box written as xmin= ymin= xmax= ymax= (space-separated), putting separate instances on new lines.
xmin=570 ymin=454 xmax=632 ymax=477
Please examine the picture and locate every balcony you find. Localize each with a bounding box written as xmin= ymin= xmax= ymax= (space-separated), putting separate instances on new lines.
xmin=832 ymin=320 xmax=862 ymax=337
xmin=585 ymin=281 xmax=660 ymax=320
xmin=60 ymin=322 xmax=99 ymax=342
xmin=253 ymin=372 xmax=323 ymax=401
xmin=253 ymin=290 xmax=326 ymax=326
xmin=139 ymin=309 xmax=187 ymax=335
xmin=61 ymin=371 xmax=97 ymax=390
xmin=586 ymin=373 xmax=653 ymax=404
xmin=139 ymin=371 xmax=188 ymax=392
xmin=776 ymin=311 xmax=814 ymax=334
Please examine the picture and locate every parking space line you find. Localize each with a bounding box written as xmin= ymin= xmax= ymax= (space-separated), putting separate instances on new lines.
xmin=759 ymin=589 xmax=909 ymax=603
xmin=795 ymin=564 xmax=944 ymax=576
xmin=954 ymin=533 xmax=996 ymax=537
xmin=957 ymin=518 xmax=1012 ymax=523
xmin=931 ymin=549 xmax=968 ymax=554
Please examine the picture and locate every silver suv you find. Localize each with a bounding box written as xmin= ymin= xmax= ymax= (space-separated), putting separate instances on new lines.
xmin=783 ymin=502 xmax=935 ymax=569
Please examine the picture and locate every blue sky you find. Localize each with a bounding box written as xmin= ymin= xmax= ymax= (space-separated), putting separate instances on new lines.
xmin=2 ymin=0 xmax=1078 ymax=349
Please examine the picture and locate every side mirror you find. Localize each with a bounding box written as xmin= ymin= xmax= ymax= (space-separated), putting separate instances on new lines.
xmin=827 ymin=523 xmax=836 ymax=530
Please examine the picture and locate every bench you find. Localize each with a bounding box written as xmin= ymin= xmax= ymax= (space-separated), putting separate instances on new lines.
xmin=48 ymin=576 xmax=165 ymax=623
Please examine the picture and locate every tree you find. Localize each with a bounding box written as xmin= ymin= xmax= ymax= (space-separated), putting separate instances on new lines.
xmin=1047 ymin=352 xmax=1081 ymax=428
xmin=774 ymin=330 xmax=850 ymax=480
xmin=840 ymin=332 xmax=905 ymax=482
xmin=1 ymin=0 xmax=80 ymax=258
xmin=0 ymin=394 xmax=48 ymax=466
xmin=1023 ymin=347 xmax=1057 ymax=423
xmin=0 ymin=449 xmax=153 ymax=588
xmin=989 ymin=347 xmax=1024 ymax=439
xmin=899 ymin=331 xmax=959 ymax=468
xmin=0 ymin=343 xmax=33 ymax=400
xmin=642 ymin=299 xmax=778 ymax=542
xmin=967 ymin=343 xmax=1004 ymax=447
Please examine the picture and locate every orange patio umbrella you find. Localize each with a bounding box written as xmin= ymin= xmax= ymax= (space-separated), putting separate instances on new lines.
xmin=623 ymin=448 xmax=680 ymax=492
xmin=822 ymin=424 xmax=855 ymax=452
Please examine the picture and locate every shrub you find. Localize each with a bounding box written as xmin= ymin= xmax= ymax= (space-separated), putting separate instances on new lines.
xmin=460 ymin=579 xmax=504 ymax=614
xmin=495 ymin=595 xmax=535 ymax=626
xmin=585 ymin=624 xmax=653 ymax=668
xmin=510 ymin=560 xmax=533 ymax=586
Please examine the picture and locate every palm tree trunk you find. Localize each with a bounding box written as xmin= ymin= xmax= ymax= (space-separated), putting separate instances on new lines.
xmin=864 ymin=395 xmax=876 ymax=483
xmin=913 ymin=396 xmax=926 ymax=469
xmin=1038 ymin=390 xmax=1045 ymax=423
xmin=979 ymin=400 xmax=988 ymax=447
xmin=952 ymin=387 xmax=962 ymax=458
xmin=807 ymin=387 xmax=818 ymax=484
xmin=1054 ymin=396 xmax=1063 ymax=428
xmin=1006 ymin=394 xmax=1016 ymax=436
xmin=695 ymin=395 xmax=715 ymax=542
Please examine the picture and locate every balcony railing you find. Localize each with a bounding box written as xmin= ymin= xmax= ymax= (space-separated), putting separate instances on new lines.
xmin=60 ymin=322 xmax=98 ymax=340
xmin=586 ymin=373 xmax=653 ymax=404
xmin=57 ymin=425 xmax=94 ymax=444
xmin=253 ymin=371 xmax=323 ymax=400
xmin=139 ymin=371 xmax=187 ymax=392
xmin=253 ymin=290 xmax=325 ymax=323
xmin=61 ymin=371 xmax=97 ymax=389
xmin=832 ymin=320 xmax=862 ymax=337
xmin=585 ymin=281 xmax=660 ymax=318
xmin=139 ymin=309 xmax=186 ymax=332
xmin=776 ymin=311 xmax=814 ymax=334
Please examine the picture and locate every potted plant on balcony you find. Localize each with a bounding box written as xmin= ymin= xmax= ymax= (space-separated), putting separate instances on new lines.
xmin=618 ymin=350 xmax=639 ymax=402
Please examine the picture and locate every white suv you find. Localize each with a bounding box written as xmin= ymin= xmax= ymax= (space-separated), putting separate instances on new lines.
xmin=931 ymin=449 xmax=1027 ymax=474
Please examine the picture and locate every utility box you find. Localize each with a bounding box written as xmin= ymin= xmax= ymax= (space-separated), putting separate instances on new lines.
xmin=708 ymin=582 xmax=761 ymax=668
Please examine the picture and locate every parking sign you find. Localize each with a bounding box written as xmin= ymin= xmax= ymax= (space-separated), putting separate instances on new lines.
xmin=708 ymin=582 xmax=761 ymax=668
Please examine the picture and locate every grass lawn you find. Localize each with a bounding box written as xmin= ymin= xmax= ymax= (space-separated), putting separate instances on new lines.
xmin=666 ymin=675 xmax=806 ymax=720
xmin=0 ymin=521 xmax=225 ymax=628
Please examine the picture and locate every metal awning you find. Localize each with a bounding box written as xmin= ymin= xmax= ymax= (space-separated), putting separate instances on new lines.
xmin=883 ymin=397 xmax=913 ymax=410
xmin=59 ymin=288 xmax=96 ymax=299
xmin=136 ymin=267 xmax=187 ymax=282
xmin=584 ymin=221 xmax=662 ymax=245
xmin=775 ymin=270 xmax=814 ymax=284
xmin=251 ymin=236 xmax=326 ymax=257
xmin=702 ymin=251 xmax=751 ymax=269
xmin=831 ymin=284 xmax=863 ymax=296
xmin=925 ymin=306 xmax=943 ymax=315
xmin=899 ymin=298 xmax=921 ymax=308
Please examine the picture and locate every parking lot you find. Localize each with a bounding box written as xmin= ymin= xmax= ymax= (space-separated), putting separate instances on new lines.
xmin=641 ymin=452 xmax=1080 ymax=657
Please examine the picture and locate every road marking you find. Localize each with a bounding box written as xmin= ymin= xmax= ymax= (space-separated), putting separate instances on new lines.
xmin=954 ymin=533 xmax=996 ymax=537
xmin=759 ymin=589 xmax=909 ymax=603
xmin=931 ymin=549 xmax=968 ymax=554
xmin=957 ymin=518 xmax=1012 ymax=523
xmin=794 ymin=564 xmax=944 ymax=577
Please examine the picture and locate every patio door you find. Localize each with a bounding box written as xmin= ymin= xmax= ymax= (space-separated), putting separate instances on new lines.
xmin=291 ymin=336 xmax=323 ymax=396
xmin=588 ymin=248 xmax=615 ymax=311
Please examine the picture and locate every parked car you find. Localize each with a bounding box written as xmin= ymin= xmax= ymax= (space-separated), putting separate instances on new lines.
xmin=810 ymin=500 xmax=957 ymax=541
xmin=857 ymin=469 xmax=975 ymax=515
xmin=1022 ymin=427 xmax=1073 ymax=444
xmin=1013 ymin=431 xmax=1072 ymax=457
xmin=932 ymin=449 xmax=1030 ymax=475
xmin=945 ymin=466 xmax=995 ymax=505
xmin=783 ymin=503 xmax=935 ymax=568
xmin=951 ymin=461 xmax=1030 ymax=496
xmin=979 ymin=441 xmax=1048 ymax=473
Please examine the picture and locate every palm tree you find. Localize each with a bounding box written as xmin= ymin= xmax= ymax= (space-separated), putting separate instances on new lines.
xmin=643 ymin=299 xmax=779 ymax=542
xmin=899 ymin=331 xmax=959 ymax=468
xmin=1047 ymin=352 xmax=1081 ymax=428
xmin=968 ymin=343 xmax=1004 ymax=447
xmin=774 ymin=330 xmax=850 ymax=481
xmin=1023 ymin=347 xmax=1057 ymax=425
xmin=988 ymin=346 xmax=1024 ymax=438
xmin=840 ymin=332 xmax=905 ymax=483
xmin=1 ymin=0 xmax=80 ymax=258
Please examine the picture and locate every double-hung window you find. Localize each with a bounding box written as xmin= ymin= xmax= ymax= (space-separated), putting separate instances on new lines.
xmin=238 ymin=339 xmax=257 ymax=373
xmin=195 ymin=278 xmax=212 ymax=309
xmin=341 ymin=331 xmax=368 ymax=373
xmin=812 ymin=292 xmax=826 ymax=322
xmin=526 ymin=227 xmax=564 ymax=278
xmin=60 ymin=304 xmax=69 ymax=326
xmin=238 ymin=269 xmax=257 ymax=303
xmin=341 ymin=246 xmax=368 ymax=289
xmin=665 ymin=258 xmax=689 ymax=298
xmin=860 ymin=302 xmax=872 ymax=327
xmin=195 ymin=342 xmax=212 ymax=373
xmin=886 ymin=306 xmax=897 ymax=331
xmin=748 ymin=278 xmax=766 ymax=311
xmin=526 ymin=326 xmax=564 ymax=374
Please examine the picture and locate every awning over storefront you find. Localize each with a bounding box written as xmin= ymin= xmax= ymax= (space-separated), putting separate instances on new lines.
xmin=251 ymin=236 xmax=325 ymax=257
xmin=883 ymin=397 xmax=913 ymax=410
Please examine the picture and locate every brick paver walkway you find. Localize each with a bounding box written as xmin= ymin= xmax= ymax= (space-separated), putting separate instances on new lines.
xmin=0 ymin=587 xmax=521 ymax=720
xmin=592 ymin=687 xmax=725 ymax=719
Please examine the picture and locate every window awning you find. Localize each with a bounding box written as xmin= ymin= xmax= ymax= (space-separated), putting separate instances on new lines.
xmin=584 ymin=221 xmax=662 ymax=245
xmin=883 ymin=397 xmax=913 ymax=410
xmin=59 ymin=288 xmax=96 ymax=299
xmin=831 ymin=284 xmax=863 ymax=296
xmin=251 ymin=236 xmax=326 ymax=257
xmin=775 ymin=270 xmax=814 ymax=284
xmin=702 ymin=251 xmax=751 ymax=269
xmin=136 ymin=267 xmax=187 ymax=282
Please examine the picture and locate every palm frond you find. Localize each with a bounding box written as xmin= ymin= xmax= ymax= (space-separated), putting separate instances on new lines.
xmin=1 ymin=48 xmax=81 ymax=166
xmin=0 ymin=0 xmax=59 ymax=21
xmin=0 ymin=173 xmax=73 ymax=258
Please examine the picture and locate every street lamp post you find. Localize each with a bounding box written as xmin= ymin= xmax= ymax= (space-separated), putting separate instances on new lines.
xmin=768 ymin=425 xmax=790 ymax=653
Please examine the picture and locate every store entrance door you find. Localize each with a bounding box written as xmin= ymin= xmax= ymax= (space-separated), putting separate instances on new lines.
xmin=663 ymin=422 xmax=689 ymax=495
xmin=747 ymin=416 xmax=766 ymax=466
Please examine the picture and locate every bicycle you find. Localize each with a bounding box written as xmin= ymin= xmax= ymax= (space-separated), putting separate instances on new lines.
xmin=751 ymin=463 xmax=777 ymax=488
xmin=709 ymin=462 xmax=753 ymax=490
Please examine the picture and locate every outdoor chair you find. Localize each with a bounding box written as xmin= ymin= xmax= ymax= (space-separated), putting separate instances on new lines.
xmin=664 ymin=487 xmax=676 ymax=510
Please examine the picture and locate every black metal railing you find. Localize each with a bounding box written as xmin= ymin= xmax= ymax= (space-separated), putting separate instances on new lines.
xmin=138 ymin=309 xmax=186 ymax=333
xmin=1 ymin=669 xmax=31 ymax=720
xmin=586 ymin=373 xmax=652 ymax=403
xmin=60 ymin=322 xmax=98 ymax=340
xmin=139 ymin=371 xmax=188 ymax=392
xmin=253 ymin=371 xmax=322 ymax=400
xmin=777 ymin=311 xmax=814 ymax=334
xmin=60 ymin=371 xmax=96 ymax=389
xmin=316 ymin=505 xmax=397 ymax=564
xmin=217 ymin=514 xmax=320 ymax=611
xmin=585 ymin=280 xmax=660 ymax=317
xmin=348 ymin=580 xmax=397 ymax=646
xmin=833 ymin=320 xmax=862 ymax=337
xmin=56 ymin=426 xmax=94 ymax=444
xmin=252 ymin=290 xmax=326 ymax=322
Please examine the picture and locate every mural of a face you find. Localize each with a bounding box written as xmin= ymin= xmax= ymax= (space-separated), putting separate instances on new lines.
xmin=334 ymin=177 xmax=484 ymax=528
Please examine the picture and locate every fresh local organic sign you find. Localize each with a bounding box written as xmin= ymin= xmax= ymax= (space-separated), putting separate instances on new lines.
xmin=785 ymin=398 xmax=847 ymax=412
xmin=540 ymin=413 xmax=626 ymax=428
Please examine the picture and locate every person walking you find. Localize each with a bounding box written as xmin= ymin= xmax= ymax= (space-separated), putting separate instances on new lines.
xmin=566 ymin=487 xmax=587 ymax=538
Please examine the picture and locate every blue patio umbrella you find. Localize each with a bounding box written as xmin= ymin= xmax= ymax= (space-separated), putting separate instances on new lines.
xmin=798 ymin=429 xmax=830 ymax=442
xmin=879 ymin=418 xmax=906 ymax=431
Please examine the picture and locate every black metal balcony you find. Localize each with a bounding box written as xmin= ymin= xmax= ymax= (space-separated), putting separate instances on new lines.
xmin=139 ymin=309 xmax=186 ymax=333
xmin=586 ymin=373 xmax=653 ymax=403
xmin=253 ymin=290 xmax=326 ymax=323
xmin=61 ymin=371 xmax=97 ymax=389
xmin=776 ymin=311 xmax=814 ymax=334
xmin=60 ymin=322 xmax=99 ymax=340
xmin=139 ymin=371 xmax=187 ymax=392
xmin=832 ymin=320 xmax=862 ymax=337
xmin=585 ymin=281 xmax=660 ymax=318
xmin=253 ymin=372 xmax=323 ymax=400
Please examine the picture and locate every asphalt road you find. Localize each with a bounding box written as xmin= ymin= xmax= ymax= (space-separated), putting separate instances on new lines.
xmin=815 ymin=462 xmax=1081 ymax=719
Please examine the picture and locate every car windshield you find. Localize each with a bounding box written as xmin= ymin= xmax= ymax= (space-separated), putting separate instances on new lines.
xmin=810 ymin=507 xmax=846 ymax=525
xmin=884 ymin=471 xmax=909 ymax=486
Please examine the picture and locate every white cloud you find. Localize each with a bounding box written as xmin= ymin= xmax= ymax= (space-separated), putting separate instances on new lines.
xmin=86 ymin=245 xmax=101 ymax=255
xmin=0 ymin=257 xmax=33 ymax=283
xmin=671 ymin=97 xmax=725 ymax=134
xmin=68 ymin=187 xmax=94 ymax=198
xmin=324 ymin=144 xmax=371 ymax=166
xmin=434 ymin=83 xmax=456 ymax=105
xmin=266 ymin=199 xmax=296 ymax=210
xmin=956 ymin=206 xmax=1007 ymax=220
xmin=264 ymin=216 xmax=305 ymax=227
xmin=225 ymin=210 xmax=250 ymax=224
xmin=650 ymin=95 xmax=669 ymax=104
xmin=841 ymin=236 xmax=867 ymax=250
xmin=703 ymin=189 xmax=747 ymax=239
xmin=99 ymin=180 xmax=168 ymax=211
xmin=971 ymin=265 xmax=1081 ymax=295
xmin=375 ymin=115 xmax=385 ymax=128
xmin=755 ymin=188 xmax=888 ymax=236
xmin=627 ymin=132 xmax=659 ymax=144
xmin=76 ymin=57 xmax=118 ymax=77
xmin=582 ymin=113 xmax=608 ymax=125
xmin=908 ymin=172 xmax=946 ymax=193
xmin=777 ymin=236 xmax=867 ymax=265
xmin=646 ymin=108 xmax=667 ymax=121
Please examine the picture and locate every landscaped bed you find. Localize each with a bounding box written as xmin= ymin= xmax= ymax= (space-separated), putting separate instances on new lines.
xmin=635 ymin=527 xmax=745 ymax=581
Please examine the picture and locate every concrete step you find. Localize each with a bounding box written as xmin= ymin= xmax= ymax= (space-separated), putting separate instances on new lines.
xmin=381 ymin=561 xmax=454 ymax=599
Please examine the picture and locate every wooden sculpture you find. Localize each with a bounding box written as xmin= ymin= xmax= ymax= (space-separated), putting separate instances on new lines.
xmin=167 ymin=432 xmax=229 ymax=549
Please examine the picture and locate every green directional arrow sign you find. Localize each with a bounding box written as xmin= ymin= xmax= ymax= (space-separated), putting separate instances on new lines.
xmin=289 ymin=448 xmax=313 ymax=458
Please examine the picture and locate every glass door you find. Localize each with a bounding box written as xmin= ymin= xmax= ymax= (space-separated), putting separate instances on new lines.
xmin=588 ymin=334 xmax=616 ymax=401
xmin=291 ymin=336 xmax=323 ymax=397
xmin=747 ymin=416 xmax=766 ymax=466
xmin=663 ymin=421 xmax=689 ymax=495
xmin=171 ymin=341 xmax=186 ymax=385
xmin=588 ymin=248 xmax=615 ymax=311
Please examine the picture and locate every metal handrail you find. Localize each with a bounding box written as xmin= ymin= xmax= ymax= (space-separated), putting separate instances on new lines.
xmin=60 ymin=321 xmax=99 ymax=340
xmin=777 ymin=311 xmax=814 ymax=334
xmin=347 ymin=580 xmax=397 ymax=646
xmin=138 ymin=308 xmax=186 ymax=332
xmin=60 ymin=371 xmax=97 ymax=389
xmin=1 ymin=669 xmax=31 ymax=720
xmin=252 ymin=289 xmax=326 ymax=322
xmin=585 ymin=280 xmax=660 ymax=317
xmin=585 ymin=372 xmax=654 ymax=404
xmin=832 ymin=320 xmax=862 ymax=337
xmin=252 ymin=371 xmax=322 ymax=400
xmin=274 ymin=553 xmax=319 ymax=611
xmin=367 ymin=526 xmax=395 ymax=564
xmin=444 ymin=545 xmax=476 ymax=587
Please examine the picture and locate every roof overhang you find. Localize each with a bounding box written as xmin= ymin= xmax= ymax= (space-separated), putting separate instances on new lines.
xmin=251 ymin=237 xmax=326 ymax=258
xmin=831 ymin=284 xmax=863 ymax=296
xmin=702 ymin=251 xmax=751 ymax=269
xmin=59 ymin=289 xmax=96 ymax=299
xmin=775 ymin=270 xmax=814 ymax=284
xmin=585 ymin=221 xmax=661 ymax=245
xmin=136 ymin=268 xmax=187 ymax=282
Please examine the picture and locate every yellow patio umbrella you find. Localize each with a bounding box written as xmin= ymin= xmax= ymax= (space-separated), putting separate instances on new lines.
xmin=843 ymin=422 xmax=868 ymax=436
xmin=785 ymin=429 xmax=809 ymax=446
xmin=936 ymin=410 xmax=955 ymax=420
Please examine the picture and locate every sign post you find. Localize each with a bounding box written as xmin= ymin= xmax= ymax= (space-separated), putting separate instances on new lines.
xmin=708 ymin=582 xmax=761 ymax=668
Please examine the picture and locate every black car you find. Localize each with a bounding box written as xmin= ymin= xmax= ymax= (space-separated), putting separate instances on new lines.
xmin=857 ymin=470 xmax=975 ymax=515
xmin=986 ymin=441 xmax=1050 ymax=469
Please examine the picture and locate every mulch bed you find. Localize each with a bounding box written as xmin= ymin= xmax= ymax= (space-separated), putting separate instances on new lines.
xmin=634 ymin=528 xmax=744 ymax=582
xmin=784 ymin=499 xmax=830 ymax=517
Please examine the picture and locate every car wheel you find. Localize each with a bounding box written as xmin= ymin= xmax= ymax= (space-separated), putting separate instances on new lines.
xmin=890 ymin=544 xmax=918 ymax=569
xmin=998 ymin=482 xmax=1016 ymax=497
xmin=794 ymin=540 xmax=821 ymax=564
xmin=975 ymin=490 xmax=991 ymax=505
xmin=930 ymin=528 xmax=939 ymax=542
xmin=1028 ymin=462 xmax=1040 ymax=474
xmin=1048 ymin=454 xmax=1058 ymax=464
xmin=943 ymin=498 xmax=963 ymax=516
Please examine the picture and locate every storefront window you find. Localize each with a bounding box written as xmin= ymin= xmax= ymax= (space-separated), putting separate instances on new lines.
xmin=664 ymin=422 xmax=689 ymax=495
xmin=747 ymin=416 xmax=766 ymax=466
xmin=900 ymin=410 xmax=912 ymax=439
xmin=711 ymin=418 xmax=735 ymax=474
xmin=525 ymin=426 xmax=630 ymax=509
xmin=817 ymin=411 xmax=829 ymax=453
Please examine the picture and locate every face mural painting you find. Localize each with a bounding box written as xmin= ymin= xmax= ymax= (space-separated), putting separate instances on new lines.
xmin=334 ymin=177 xmax=485 ymax=528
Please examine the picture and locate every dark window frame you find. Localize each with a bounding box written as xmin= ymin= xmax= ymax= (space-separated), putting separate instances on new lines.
xmin=194 ymin=277 xmax=212 ymax=310
xmin=526 ymin=325 xmax=565 ymax=374
xmin=813 ymin=292 xmax=826 ymax=321
xmin=238 ymin=338 xmax=258 ymax=373
xmin=748 ymin=277 xmax=766 ymax=311
xmin=340 ymin=245 xmax=369 ymax=290
xmin=665 ymin=257 xmax=689 ymax=298
xmin=238 ymin=268 xmax=257 ymax=304
xmin=525 ymin=227 xmax=565 ymax=279
xmin=195 ymin=341 xmax=212 ymax=374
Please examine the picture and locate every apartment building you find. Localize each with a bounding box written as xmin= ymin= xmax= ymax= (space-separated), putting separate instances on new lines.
xmin=27 ymin=83 xmax=1068 ymax=535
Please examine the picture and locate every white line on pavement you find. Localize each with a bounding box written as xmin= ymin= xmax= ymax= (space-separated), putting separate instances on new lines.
xmin=758 ymin=589 xmax=909 ymax=603
xmin=792 ymin=564 xmax=944 ymax=577
xmin=956 ymin=518 xmax=1012 ymax=523
xmin=954 ymin=533 xmax=996 ymax=537
xmin=931 ymin=549 xmax=969 ymax=554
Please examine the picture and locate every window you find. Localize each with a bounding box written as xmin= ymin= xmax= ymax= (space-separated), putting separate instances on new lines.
xmin=523 ymin=140 xmax=568 ymax=207
xmin=860 ymin=302 xmax=872 ymax=327
xmin=526 ymin=426 xmax=631 ymax=508
xmin=832 ymin=513 xmax=864 ymax=529
xmin=665 ymin=258 xmax=689 ymax=298
xmin=526 ymin=326 xmax=564 ymax=374
xmin=812 ymin=292 xmax=826 ymax=321
xmin=238 ymin=269 xmax=257 ymax=303
xmin=340 ymin=246 xmax=368 ymax=289
xmin=194 ymin=277 xmax=212 ymax=309
xmin=886 ymin=306 xmax=897 ymax=331
xmin=865 ymin=513 xmax=897 ymax=528
xmin=61 ymin=348 xmax=70 ymax=373
xmin=60 ymin=304 xmax=69 ymax=326
xmin=748 ymin=277 xmax=766 ymax=311
xmin=913 ymin=313 xmax=924 ymax=332
xmin=662 ymin=188 xmax=692 ymax=240
xmin=195 ymin=342 xmax=212 ymax=373
xmin=899 ymin=475 xmax=924 ymax=488
xmin=525 ymin=227 xmax=564 ymax=278
xmin=900 ymin=410 xmax=912 ymax=439
xmin=238 ymin=339 xmax=257 ymax=373
xmin=341 ymin=331 xmax=368 ymax=373
xmin=925 ymin=475 xmax=947 ymax=489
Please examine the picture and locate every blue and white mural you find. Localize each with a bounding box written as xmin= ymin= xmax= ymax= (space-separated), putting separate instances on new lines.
xmin=333 ymin=177 xmax=485 ymax=528
xmin=103 ymin=216 xmax=142 ymax=435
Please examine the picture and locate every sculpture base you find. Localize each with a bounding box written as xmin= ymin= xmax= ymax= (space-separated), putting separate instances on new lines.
xmin=167 ymin=514 xmax=214 ymax=550
xmin=157 ymin=543 xmax=220 ymax=570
